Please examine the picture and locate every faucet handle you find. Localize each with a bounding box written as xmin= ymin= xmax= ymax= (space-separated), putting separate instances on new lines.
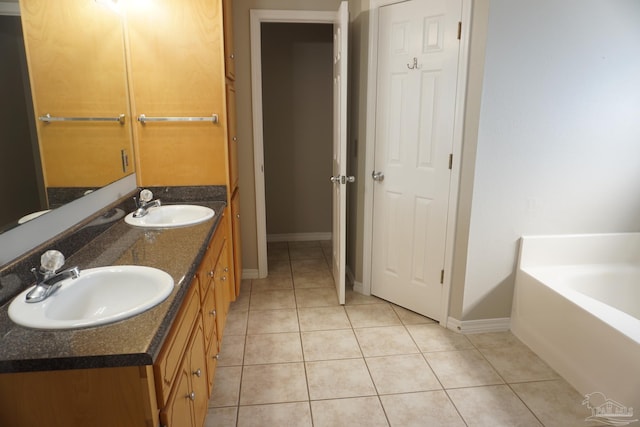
xmin=139 ymin=189 xmax=153 ymax=203
xmin=40 ymin=250 xmax=65 ymax=274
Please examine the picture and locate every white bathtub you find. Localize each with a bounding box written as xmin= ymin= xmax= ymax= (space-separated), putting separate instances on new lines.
xmin=511 ymin=233 xmax=640 ymax=412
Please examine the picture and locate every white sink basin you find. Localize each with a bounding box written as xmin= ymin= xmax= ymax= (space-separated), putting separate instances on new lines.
xmin=8 ymin=266 xmax=174 ymax=330
xmin=124 ymin=205 xmax=214 ymax=228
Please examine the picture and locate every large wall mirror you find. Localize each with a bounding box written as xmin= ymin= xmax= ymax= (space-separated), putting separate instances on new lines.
xmin=0 ymin=0 xmax=135 ymax=235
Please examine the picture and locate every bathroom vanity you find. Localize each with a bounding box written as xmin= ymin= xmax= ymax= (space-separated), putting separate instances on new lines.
xmin=0 ymin=199 xmax=233 ymax=427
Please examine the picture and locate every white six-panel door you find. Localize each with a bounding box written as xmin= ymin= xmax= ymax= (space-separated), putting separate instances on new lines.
xmin=371 ymin=0 xmax=462 ymax=319
xmin=331 ymin=2 xmax=349 ymax=305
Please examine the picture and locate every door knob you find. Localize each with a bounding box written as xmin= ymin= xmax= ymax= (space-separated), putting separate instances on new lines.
xmin=372 ymin=171 xmax=384 ymax=181
xmin=330 ymin=176 xmax=341 ymax=184
xmin=345 ymin=176 xmax=355 ymax=183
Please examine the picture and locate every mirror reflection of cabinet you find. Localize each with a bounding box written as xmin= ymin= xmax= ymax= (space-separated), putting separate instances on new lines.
xmin=21 ymin=0 xmax=134 ymax=191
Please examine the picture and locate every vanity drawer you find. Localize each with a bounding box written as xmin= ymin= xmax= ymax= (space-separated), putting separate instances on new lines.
xmin=154 ymin=282 xmax=200 ymax=406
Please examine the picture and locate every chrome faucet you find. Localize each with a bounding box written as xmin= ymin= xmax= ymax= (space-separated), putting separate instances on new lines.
xmin=26 ymin=250 xmax=80 ymax=303
xmin=133 ymin=189 xmax=161 ymax=218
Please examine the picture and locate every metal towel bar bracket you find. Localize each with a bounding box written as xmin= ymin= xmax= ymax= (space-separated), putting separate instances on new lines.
xmin=137 ymin=114 xmax=219 ymax=124
xmin=39 ymin=113 xmax=126 ymax=124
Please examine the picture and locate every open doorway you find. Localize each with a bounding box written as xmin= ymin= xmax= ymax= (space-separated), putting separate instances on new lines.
xmin=261 ymin=23 xmax=333 ymax=245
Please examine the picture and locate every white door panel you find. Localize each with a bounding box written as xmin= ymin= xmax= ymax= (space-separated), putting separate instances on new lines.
xmin=331 ymin=1 xmax=348 ymax=305
xmin=371 ymin=0 xmax=462 ymax=319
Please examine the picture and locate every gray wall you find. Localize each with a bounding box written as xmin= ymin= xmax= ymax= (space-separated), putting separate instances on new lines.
xmin=261 ymin=23 xmax=333 ymax=237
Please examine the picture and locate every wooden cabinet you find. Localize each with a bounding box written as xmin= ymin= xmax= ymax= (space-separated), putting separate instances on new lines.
xmin=226 ymin=82 xmax=238 ymax=190
xmin=222 ymin=0 xmax=235 ymax=80
xmin=231 ymin=189 xmax=242 ymax=297
xmin=125 ymin=0 xmax=227 ymax=186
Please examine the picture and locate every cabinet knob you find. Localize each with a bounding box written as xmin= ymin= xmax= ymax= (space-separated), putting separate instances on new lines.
xmin=220 ymin=276 xmax=227 ymax=281
xmin=230 ymin=53 xmax=235 ymax=59
xmin=209 ymin=309 xmax=216 ymax=317
xmin=208 ymin=270 xmax=214 ymax=278
xmin=232 ymin=136 xmax=237 ymax=142
xmin=187 ymin=392 xmax=196 ymax=401
xmin=224 ymin=267 xmax=229 ymax=273
xmin=193 ymin=368 xmax=202 ymax=378
xmin=213 ymin=354 xmax=220 ymax=360
xmin=236 ymin=214 xmax=240 ymax=219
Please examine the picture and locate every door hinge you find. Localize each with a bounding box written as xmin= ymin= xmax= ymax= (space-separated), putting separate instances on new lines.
xmin=448 ymin=153 xmax=453 ymax=170
xmin=440 ymin=269 xmax=445 ymax=284
xmin=457 ymin=21 xmax=462 ymax=40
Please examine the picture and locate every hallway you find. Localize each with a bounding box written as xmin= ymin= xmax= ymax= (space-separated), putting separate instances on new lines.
xmin=204 ymin=241 xmax=596 ymax=426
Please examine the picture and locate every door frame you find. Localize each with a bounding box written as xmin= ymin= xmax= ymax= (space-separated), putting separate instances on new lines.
xmin=250 ymin=9 xmax=339 ymax=278
xmin=363 ymin=0 xmax=472 ymax=327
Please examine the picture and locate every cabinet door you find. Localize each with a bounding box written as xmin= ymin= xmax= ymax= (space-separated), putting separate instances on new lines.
xmin=214 ymin=240 xmax=229 ymax=342
xmin=205 ymin=331 xmax=219 ymax=395
xmin=125 ymin=0 xmax=227 ymax=186
xmin=160 ymin=365 xmax=195 ymax=427
xmin=189 ymin=322 xmax=209 ymax=427
xmin=222 ymin=0 xmax=235 ymax=80
xmin=231 ymin=188 xmax=242 ymax=297
xmin=226 ymin=82 xmax=238 ymax=190
xmin=201 ymin=281 xmax=217 ymax=350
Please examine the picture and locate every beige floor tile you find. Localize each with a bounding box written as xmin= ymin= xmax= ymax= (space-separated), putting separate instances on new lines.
xmin=230 ymin=290 xmax=250 ymax=312
xmin=240 ymin=363 xmax=308 ymax=405
xmin=247 ymin=308 xmax=299 ymax=334
xmin=267 ymin=258 xmax=292 ymax=276
xmin=306 ymin=359 xmax=376 ymax=400
xmin=237 ymin=402 xmax=312 ymax=427
xmin=295 ymin=287 xmax=339 ymax=308
xmin=480 ymin=344 xmax=559 ymax=383
xmin=354 ymin=326 xmax=419 ymax=357
xmin=425 ymin=350 xmax=504 ymax=389
xmin=511 ymin=379 xmax=604 ymax=427
xmin=267 ymin=241 xmax=289 ymax=250
xmin=391 ymin=304 xmax=436 ymax=325
xmin=298 ymin=306 xmax=351 ymax=331
xmin=345 ymin=304 xmax=401 ymax=328
xmin=217 ymin=334 xmax=245 ymax=367
xmin=447 ymin=385 xmax=543 ymax=427
xmin=267 ymin=247 xmax=290 ymax=261
xmin=289 ymin=246 xmax=325 ymax=260
xmin=224 ymin=309 xmax=248 ymax=336
xmin=366 ymin=354 xmax=441 ymax=394
xmin=311 ymin=397 xmax=389 ymax=427
xmin=250 ymin=289 xmax=296 ymax=310
xmin=209 ymin=366 xmax=242 ymax=407
xmin=345 ymin=289 xmax=388 ymax=305
xmin=293 ymin=269 xmax=335 ymax=289
xmin=466 ymin=331 xmax=522 ymax=349
xmin=244 ymin=332 xmax=303 ymax=365
xmin=239 ymin=279 xmax=252 ymax=295
xmin=251 ymin=275 xmax=293 ymax=292
xmin=406 ymin=324 xmax=473 ymax=352
xmin=301 ymin=329 xmax=362 ymax=361
xmin=380 ymin=391 xmax=466 ymax=427
xmin=204 ymin=406 xmax=237 ymax=427
xmin=291 ymin=258 xmax=330 ymax=274
xmin=288 ymin=240 xmax=322 ymax=248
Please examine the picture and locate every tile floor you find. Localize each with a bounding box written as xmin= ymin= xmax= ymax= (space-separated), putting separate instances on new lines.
xmin=204 ymin=241 xmax=602 ymax=427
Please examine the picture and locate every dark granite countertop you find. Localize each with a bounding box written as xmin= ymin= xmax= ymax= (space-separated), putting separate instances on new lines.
xmin=0 ymin=200 xmax=226 ymax=374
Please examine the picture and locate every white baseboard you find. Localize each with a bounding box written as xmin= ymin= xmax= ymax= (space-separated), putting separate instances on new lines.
xmin=447 ymin=317 xmax=511 ymax=334
xmin=346 ymin=266 xmax=366 ymax=294
xmin=0 ymin=3 xmax=20 ymax=16
xmin=242 ymin=269 xmax=260 ymax=280
xmin=267 ymin=232 xmax=331 ymax=242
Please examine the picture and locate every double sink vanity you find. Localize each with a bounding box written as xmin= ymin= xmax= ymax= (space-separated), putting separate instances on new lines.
xmin=0 ymin=190 xmax=235 ymax=427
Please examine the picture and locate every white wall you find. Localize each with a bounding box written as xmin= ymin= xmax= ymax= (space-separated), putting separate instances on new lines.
xmin=460 ymin=0 xmax=640 ymax=319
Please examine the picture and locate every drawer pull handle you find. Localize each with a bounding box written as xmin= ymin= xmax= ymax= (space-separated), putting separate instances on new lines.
xmin=187 ymin=392 xmax=196 ymax=401
xmin=193 ymin=368 xmax=202 ymax=378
